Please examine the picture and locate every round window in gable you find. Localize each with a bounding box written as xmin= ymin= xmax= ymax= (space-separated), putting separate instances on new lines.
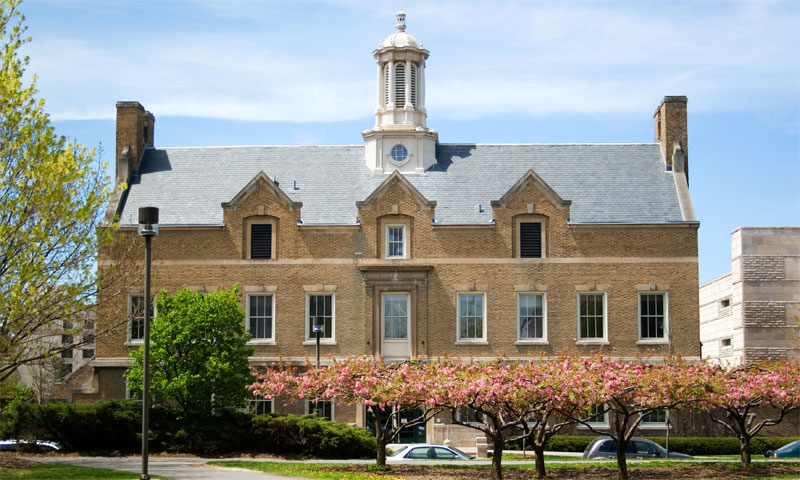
xmin=390 ymin=144 xmax=408 ymax=164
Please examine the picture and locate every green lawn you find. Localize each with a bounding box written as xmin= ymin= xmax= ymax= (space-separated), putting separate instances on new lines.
xmin=208 ymin=461 xmax=404 ymax=480
xmin=0 ymin=464 xmax=173 ymax=480
xmin=210 ymin=459 xmax=800 ymax=480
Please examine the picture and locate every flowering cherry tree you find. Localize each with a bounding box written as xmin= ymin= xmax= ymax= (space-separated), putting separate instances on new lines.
xmin=561 ymin=355 xmax=716 ymax=480
xmin=252 ymin=357 xmax=438 ymax=467
xmin=706 ymin=360 xmax=800 ymax=469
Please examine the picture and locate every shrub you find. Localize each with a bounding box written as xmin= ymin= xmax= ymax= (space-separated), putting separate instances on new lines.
xmin=0 ymin=399 xmax=375 ymax=458
xmin=646 ymin=437 xmax=800 ymax=456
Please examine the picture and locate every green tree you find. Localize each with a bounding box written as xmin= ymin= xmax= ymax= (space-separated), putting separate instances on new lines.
xmin=0 ymin=0 xmax=116 ymax=382
xmin=126 ymin=285 xmax=254 ymax=415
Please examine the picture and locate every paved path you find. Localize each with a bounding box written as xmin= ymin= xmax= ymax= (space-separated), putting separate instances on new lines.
xmin=30 ymin=456 xmax=308 ymax=480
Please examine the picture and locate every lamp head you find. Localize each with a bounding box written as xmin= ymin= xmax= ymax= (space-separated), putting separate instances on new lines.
xmin=312 ymin=317 xmax=324 ymax=333
xmin=138 ymin=207 xmax=160 ymax=237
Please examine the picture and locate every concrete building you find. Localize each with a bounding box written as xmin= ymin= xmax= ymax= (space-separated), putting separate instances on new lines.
xmin=700 ymin=226 xmax=800 ymax=364
xmin=75 ymin=12 xmax=701 ymax=441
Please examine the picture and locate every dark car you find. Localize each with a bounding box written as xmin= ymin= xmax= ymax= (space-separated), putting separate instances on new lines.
xmin=583 ymin=437 xmax=692 ymax=460
xmin=0 ymin=439 xmax=61 ymax=452
xmin=764 ymin=440 xmax=800 ymax=459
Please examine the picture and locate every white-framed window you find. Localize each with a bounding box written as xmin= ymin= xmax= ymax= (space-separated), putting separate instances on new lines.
xmin=638 ymin=292 xmax=668 ymax=342
xmin=517 ymin=293 xmax=546 ymax=342
xmin=455 ymin=407 xmax=484 ymax=424
xmin=247 ymin=294 xmax=274 ymax=342
xmin=128 ymin=294 xmax=153 ymax=343
xmin=306 ymin=294 xmax=334 ymax=342
xmin=250 ymin=395 xmax=273 ymax=415
xmin=306 ymin=400 xmax=334 ymax=421
xmin=580 ymin=404 xmax=609 ymax=428
xmin=577 ymin=292 xmax=607 ymax=342
xmin=382 ymin=293 xmax=409 ymax=340
xmin=385 ymin=224 xmax=406 ymax=259
xmin=457 ymin=293 xmax=487 ymax=342
xmin=640 ymin=408 xmax=669 ymax=428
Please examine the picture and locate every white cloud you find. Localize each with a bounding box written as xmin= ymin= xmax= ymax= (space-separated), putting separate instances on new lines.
xmin=23 ymin=0 xmax=799 ymax=121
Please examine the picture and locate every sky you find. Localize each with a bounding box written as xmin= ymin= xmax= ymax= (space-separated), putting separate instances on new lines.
xmin=15 ymin=0 xmax=800 ymax=285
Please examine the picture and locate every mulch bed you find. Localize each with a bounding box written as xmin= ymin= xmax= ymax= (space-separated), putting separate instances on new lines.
xmin=0 ymin=453 xmax=37 ymax=469
xmin=334 ymin=464 xmax=800 ymax=479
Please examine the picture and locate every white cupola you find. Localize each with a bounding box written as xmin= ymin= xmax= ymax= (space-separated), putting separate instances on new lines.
xmin=363 ymin=11 xmax=438 ymax=174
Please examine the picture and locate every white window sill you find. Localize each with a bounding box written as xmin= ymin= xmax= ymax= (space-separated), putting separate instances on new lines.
xmin=639 ymin=424 xmax=671 ymax=430
xmin=578 ymin=424 xmax=609 ymax=430
xmin=455 ymin=340 xmax=488 ymax=345
xmin=248 ymin=340 xmax=277 ymax=345
xmin=125 ymin=340 xmax=144 ymax=347
xmin=385 ymin=256 xmax=407 ymax=260
xmin=637 ymin=339 xmax=669 ymax=345
xmin=303 ymin=340 xmax=336 ymax=346
xmin=576 ymin=340 xmax=609 ymax=345
xmin=516 ymin=340 xmax=548 ymax=345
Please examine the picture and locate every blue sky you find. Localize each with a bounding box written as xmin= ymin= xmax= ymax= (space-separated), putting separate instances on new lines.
xmin=18 ymin=0 xmax=800 ymax=285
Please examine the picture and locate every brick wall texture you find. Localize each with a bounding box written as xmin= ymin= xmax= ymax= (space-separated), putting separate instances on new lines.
xmin=96 ymin=173 xmax=700 ymax=385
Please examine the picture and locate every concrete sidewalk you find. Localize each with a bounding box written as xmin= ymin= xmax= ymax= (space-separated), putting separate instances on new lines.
xmin=30 ymin=456 xmax=308 ymax=480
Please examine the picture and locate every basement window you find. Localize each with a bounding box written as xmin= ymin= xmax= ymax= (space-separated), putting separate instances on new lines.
xmin=721 ymin=338 xmax=732 ymax=348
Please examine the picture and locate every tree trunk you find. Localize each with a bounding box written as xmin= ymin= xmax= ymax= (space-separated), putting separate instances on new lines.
xmin=616 ymin=440 xmax=629 ymax=480
xmin=533 ymin=444 xmax=546 ymax=478
xmin=739 ymin=436 xmax=751 ymax=470
xmin=491 ymin=437 xmax=504 ymax=480
xmin=373 ymin=410 xmax=388 ymax=467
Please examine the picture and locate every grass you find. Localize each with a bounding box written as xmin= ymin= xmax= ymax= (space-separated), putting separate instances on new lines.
xmin=208 ymin=461 xmax=406 ymax=480
xmin=0 ymin=464 xmax=173 ymax=479
xmin=211 ymin=459 xmax=800 ymax=480
xmin=499 ymin=453 xmax=581 ymax=461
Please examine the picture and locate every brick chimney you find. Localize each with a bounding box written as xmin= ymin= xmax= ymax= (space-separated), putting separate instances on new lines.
xmin=653 ymin=96 xmax=688 ymax=182
xmin=115 ymin=101 xmax=155 ymax=186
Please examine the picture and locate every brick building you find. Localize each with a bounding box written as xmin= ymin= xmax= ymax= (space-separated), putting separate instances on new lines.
xmin=700 ymin=226 xmax=800 ymax=364
xmin=83 ymin=12 xmax=700 ymax=437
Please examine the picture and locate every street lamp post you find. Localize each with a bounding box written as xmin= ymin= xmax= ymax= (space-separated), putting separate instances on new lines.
xmin=313 ymin=317 xmax=323 ymax=369
xmin=137 ymin=207 xmax=159 ymax=480
xmin=312 ymin=317 xmax=324 ymax=418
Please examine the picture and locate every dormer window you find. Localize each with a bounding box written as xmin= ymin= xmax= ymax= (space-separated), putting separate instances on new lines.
xmin=386 ymin=225 xmax=406 ymax=258
xmin=514 ymin=215 xmax=547 ymax=258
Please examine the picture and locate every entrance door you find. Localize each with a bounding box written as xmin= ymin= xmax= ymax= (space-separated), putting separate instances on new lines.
xmin=381 ymin=293 xmax=410 ymax=359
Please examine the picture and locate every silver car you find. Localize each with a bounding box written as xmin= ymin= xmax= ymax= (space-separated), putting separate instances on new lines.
xmin=583 ymin=437 xmax=692 ymax=459
xmin=388 ymin=444 xmax=472 ymax=462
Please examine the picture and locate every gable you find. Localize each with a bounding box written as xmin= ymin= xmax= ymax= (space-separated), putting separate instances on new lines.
xmin=357 ymin=170 xmax=436 ymax=210
xmin=222 ymin=171 xmax=302 ymax=212
xmin=490 ymin=169 xmax=571 ymax=211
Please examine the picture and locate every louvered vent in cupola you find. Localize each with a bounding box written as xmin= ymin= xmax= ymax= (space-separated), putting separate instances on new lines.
xmin=250 ymin=224 xmax=272 ymax=259
xmin=395 ymin=63 xmax=406 ymax=106
xmin=410 ymin=65 xmax=417 ymax=107
xmin=384 ymin=64 xmax=390 ymax=107
xmin=520 ymin=222 xmax=542 ymax=258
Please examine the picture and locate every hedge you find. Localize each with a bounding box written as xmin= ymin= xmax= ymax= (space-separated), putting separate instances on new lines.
xmin=0 ymin=398 xmax=376 ymax=458
xmin=509 ymin=435 xmax=800 ymax=455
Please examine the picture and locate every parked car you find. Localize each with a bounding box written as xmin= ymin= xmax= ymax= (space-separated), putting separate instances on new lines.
xmin=583 ymin=437 xmax=692 ymax=460
xmin=0 ymin=439 xmax=61 ymax=452
xmin=388 ymin=444 xmax=472 ymax=462
xmin=764 ymin=440 xmax=800 ymax=459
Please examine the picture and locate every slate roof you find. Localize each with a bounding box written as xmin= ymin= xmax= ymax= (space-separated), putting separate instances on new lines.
xmin=118 ymin=143 xmax=687 ymax=226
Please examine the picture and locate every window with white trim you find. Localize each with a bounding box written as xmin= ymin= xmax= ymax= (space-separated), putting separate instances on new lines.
xmin=639 ymin=293 xmax=667 ymax=341
xmin=383 ymin=293 xmax=409 ymax=340
xmin=578 ymin=292 xmax=606 ymax=342
xmin=455 ymin=407 xmax=484 ymax=424
xmin=250 ymin=395 xmax=273 ymax=415
xmin=306 ymin=294 xmax=334 ymax=341
xmin=247 ymin=294 xmax=274 ymax=341
xmin=128 ymin=294 xmax=153 ymax=343
xmin=385 ymin=225 xmax=406 ymax=258
xmin=307 ymin=400 xmax=334 ymax=421
xmin=517 ymin=293 xmax=546 ymax=342
xmin=457 ymin=293 xmax=486 ymax=342
xmin=582 ymin=404 xmax=609 ymax=428
xmin=640 ymin=408 xmax=668 ymax=427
